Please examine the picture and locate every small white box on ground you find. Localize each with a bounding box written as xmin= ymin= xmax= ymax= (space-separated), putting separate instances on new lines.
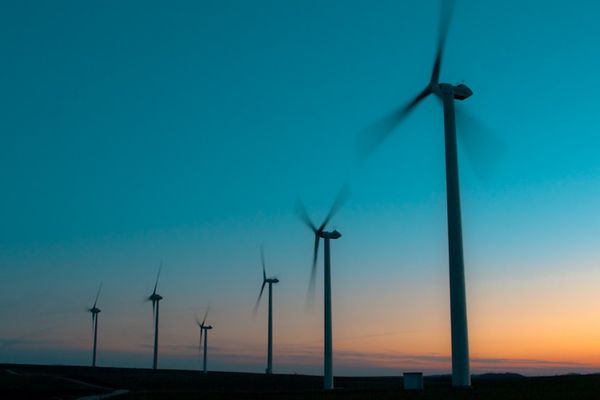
xmin=403 ymin=372 xmax=424 ymax=390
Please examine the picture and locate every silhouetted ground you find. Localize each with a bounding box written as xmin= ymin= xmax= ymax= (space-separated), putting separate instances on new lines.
xmin=2 ymin=363 xmax=600 ymax=399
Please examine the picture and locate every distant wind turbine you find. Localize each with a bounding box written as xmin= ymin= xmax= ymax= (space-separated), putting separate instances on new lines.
xmin=196 ymin=306 xmax=213 ymax=374
xmin=253 ymin=245 xmax=279 ymax=374
xmin=296 ymin=185 xmax=349 ymax=390
xmin=87 ymin=283 xmax=102 ymax=367
xmin=361 ymin=0 xmax=478 ymax=387
xmin=147 ymin=264 xmax=163 ymax=370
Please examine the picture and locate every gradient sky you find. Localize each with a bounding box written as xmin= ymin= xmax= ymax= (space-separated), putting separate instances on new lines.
xmin=1 ymin=0 xmax=600 ymax=377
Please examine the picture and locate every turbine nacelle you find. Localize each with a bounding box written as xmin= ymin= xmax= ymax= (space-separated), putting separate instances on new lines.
xmin=438 ymin=82 xmax=472 ymax=101
xmin=149 ymin=293 xmax=163 ymax=302
xmin=452 ymin=83 xmax=472 ymax=100
xmin=88 ymin=307 xmax=101 ymax=314
xmin=319 ymin=230 xmax=342 ymax=240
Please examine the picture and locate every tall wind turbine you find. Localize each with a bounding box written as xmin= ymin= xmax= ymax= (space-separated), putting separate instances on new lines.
xmin=362 ymin=0 xmax=473 ymax=387
xmin=196 ymin=307 xmax=213 ymax=374
xmin=147 ymin=265 xmax=163 ymax=370
xmin=87 ymin=283 xmax=102 ymax=367
xmin=296 ymin=186 xmax=348 ymax=390
xmin=253 ymin=245 xmax=279 ymax=374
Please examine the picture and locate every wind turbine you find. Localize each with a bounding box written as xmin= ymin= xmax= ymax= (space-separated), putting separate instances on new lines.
xmin=253 ymin=245 xmax=279 ymax=374
xmin=362 ymin=0 xmax=473 ymax=387
xmin=147 ymin=265 xmax=163 ymax=370
xmin=87 ymin=283 xmax=102 ymax=367
xmin=196 ymin=306 xmax=213 ymax=374
xmin=296 ymin=185 xmax=348 ymax=390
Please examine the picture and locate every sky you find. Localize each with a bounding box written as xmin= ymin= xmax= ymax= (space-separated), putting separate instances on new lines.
xmin=1 ymin=0 xmax=600 ymax=377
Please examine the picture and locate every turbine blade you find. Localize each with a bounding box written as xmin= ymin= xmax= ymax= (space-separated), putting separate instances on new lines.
xmin=312 ymin=234 xmax=320 ymax=276
xmin=199 ymin=328 xmax=203 ymax=351
xmin=201 ymin=305 xmax=209 ymax=327
xmin=261 ymin=244 xmax=267 ymax=281
xmin=359 ymin=88 xmax=431 ymax=159
xmin=153 ymin=262 xmax=162 ymax=295
xmin=93 ymin=283 xmax=102 ymax=309
xmin=253 ymin=281 xmax=267 ymax=316
xmin=152 ymin=299 xmax=156 ymax=320
xmin=306 ymin=234 xmax=320 ymax=307
xmin=295 ymin=200 xmax=317 ymax=232
xmin=318 ymin=183 xmax=350 ymax=231
xmin=430 ymin=0 xmax=454 ymax=85
xmin=455 ymin=105 xmax=505 ymax=180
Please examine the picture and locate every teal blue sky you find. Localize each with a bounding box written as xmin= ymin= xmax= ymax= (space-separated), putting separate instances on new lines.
xmin=1 ymin=0 xmax=600 ymax=376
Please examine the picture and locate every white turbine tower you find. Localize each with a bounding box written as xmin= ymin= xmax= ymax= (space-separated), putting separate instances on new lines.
xmin=147 ymin=264 xmax=163 ymax=370
xmin=253 ymin=245 xmax=279 ymax=374
xmin=296 ymin=185 xmax=348 ymax=390
xmin=362 ymin=0 xmax=478 ymax=387
xmin=196 ymin=307 xmax=213 ymax=374
xmin=87 ymin=283 xmax=102 ymax=367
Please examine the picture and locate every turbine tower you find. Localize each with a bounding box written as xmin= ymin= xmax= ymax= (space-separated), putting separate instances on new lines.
xmin=296 ymin=185 xmax=348 ymax=390
xmin=363 ymin=0 xmax=472 ymax=387
xmin=253 ymin=245 xmax=279 ymax=374
xmin=87 ymin=283 xmax=102 ymax=367
xmin=196 ymin=307 xmax=213 ymax=374
xmin=147 ymin=265 xmax=163 ymax=370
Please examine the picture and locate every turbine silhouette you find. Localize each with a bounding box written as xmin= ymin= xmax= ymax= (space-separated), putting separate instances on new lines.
xmin=196 ymin=306 xmax=213 ymax=374
xmin=147 ymin=264 xmax=163 ymax=370
xmin=87 ymin=283 xmax=102 ymax=367
xmin=253 ymin=244 xmax=279 ymax=374
xmin=362 ymin=0 xmax=474 ymax=387
xmin=295 ymin=184 xmax=349 ymax=390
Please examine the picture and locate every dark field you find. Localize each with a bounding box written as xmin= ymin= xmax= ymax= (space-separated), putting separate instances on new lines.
xmin=2 ymin=363 xmax=600 ymax=400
